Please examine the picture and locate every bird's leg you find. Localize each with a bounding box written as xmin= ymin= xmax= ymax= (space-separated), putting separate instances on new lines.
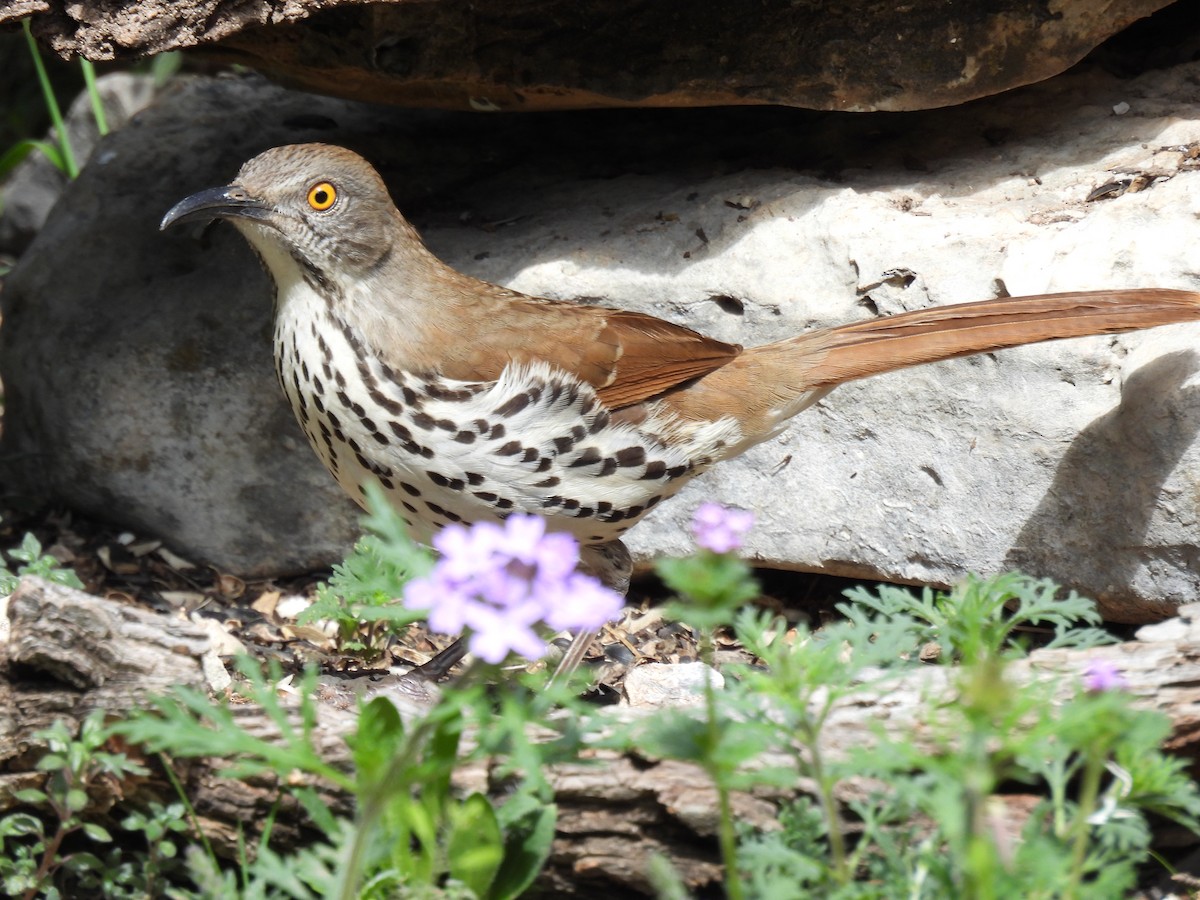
xmin=407 ymin=540 xmax=630 ymax=685
xmin=550 ymin=540 xmax=632 ymax=684
xmin=549 ymin=629 xmax=600 ymax=687
xmin=405 ymin=636 xmax=469 ymax=681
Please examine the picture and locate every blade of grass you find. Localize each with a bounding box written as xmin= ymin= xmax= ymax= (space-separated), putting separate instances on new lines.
xmin=80 ymin=59 xmax=108 ymax=136
xmin=0 ymin=139 xmax=66 ymax=181
xmin=22 ymin=18 xmax=78 ymax=178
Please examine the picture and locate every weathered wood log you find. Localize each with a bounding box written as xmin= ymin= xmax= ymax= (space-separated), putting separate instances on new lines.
xmin=2 ymin=576 xmax=1199 ymax=895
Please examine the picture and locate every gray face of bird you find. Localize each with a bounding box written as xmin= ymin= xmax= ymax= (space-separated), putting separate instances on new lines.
xmin=161 ymin=144 xmax=401 ymax=282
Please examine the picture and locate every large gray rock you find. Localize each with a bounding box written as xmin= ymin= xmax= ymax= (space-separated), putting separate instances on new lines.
xmin=0 ymin=77 xmax=370 ymax=575
xmin=3 ymin=61 xmax=1200 ymax=616
xmin=0 ymin=72 xmax=158 ymax=256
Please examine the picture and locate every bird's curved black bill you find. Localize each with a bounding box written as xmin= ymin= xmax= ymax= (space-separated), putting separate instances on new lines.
xmin=160 ymin=186 xmax=270 ymax=231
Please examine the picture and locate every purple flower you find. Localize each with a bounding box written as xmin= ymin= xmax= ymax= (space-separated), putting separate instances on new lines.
xmin=403 ymin=515 xmax=624 ymax=664
xmin=691 ymin=502 xmax=755 ymax=553
xmin=1083 ymin=659 xmax=1129 ymax=693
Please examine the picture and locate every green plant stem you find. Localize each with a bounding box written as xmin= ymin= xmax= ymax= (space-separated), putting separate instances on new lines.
xmin=159 ymin=751 xmax=217 ymax=863
xmin=699 ymin=629 xmax=744 ymax=900
xmin=960 ymin=727 xmax=999 ymax=900
xmin=336 ymin=717 xmax=437 ymax=900
xmin=24 ymin=824 xmax=68 ymax=900
xmin=1063 ymin=750 xmax=1106 ymax=900
xmin=334 ymin=662 xmax=480 ymax=900
xmin=80 ymin=59 xmax=108 ymax=135
xmin=22 ymin=18 xmax=78 ymax=178
xmin=23 ymin=790 xmax=75 ymax=900
xmin=802 ymin=718 xmax=849 ymax=884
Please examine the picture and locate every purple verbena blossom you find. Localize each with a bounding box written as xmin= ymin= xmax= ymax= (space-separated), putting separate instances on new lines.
xmin=403 ymin=515 xmax=623 ymax=664
xmin=691 ymin=502 xmax=755 ymax=554
xmin=1083 ymin=659 xmax=1129 ymax=693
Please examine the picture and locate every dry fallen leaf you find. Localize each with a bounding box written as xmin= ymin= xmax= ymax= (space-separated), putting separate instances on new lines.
xmin=155 ymin=546 xmax=197 ymax=570
xmin=189 ymin=614 xmax=248 ymax=657
xmin=280 ymin=623 xmax=337 ymax=649
xmin=215 ymin=572 xmax=246 ymax=600
xmin=251 ymin=590 xmax=282 ymax=618
xmin=158 ymin=590 xmax=206 ymax=611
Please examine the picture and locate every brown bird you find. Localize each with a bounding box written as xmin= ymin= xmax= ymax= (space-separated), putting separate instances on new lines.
xmin=162 ymin=143 xmax=1200 ymax=673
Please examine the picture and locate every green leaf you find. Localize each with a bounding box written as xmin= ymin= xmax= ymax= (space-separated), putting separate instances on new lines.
xmin=65 ymin=787 xmax=89 ymax=813
xmin=646 ymin=854 xmax=691 ymax=900
xmin=840 ymin=572 xmax=1110 ymax=665
xmin=22 ymin=19 xmax=77 ymax=178
xmin=149 ymin=52 xmax=183 ymax=88
xmin=490 ymin=801 xmax=557 ymax=900
xmin=12 ymin=789 xmax=48 ymax=806
xmin=4 ymin=530 xmax=84 ymax=590
xmin=634 ymin=709 xmax=710 ymax=763
xmin=0 ymin=813 xmax=44 ymax=838
xmin=447 ymin=792 xmax=503 ymax=898
xmin=348 ymin=696 xmax=404 ymax=792
xmin=79 ymin=59 xmax=108 ymax=136
xmin=81 ymin=822 xmax=112 ymax=843
xmin=0 ymin=139 xmax=65 ymax=180
xmin=657 ymin=553 xmax=759 ymax=617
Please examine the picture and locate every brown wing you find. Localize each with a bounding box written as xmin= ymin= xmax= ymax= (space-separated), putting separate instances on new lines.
xmin=430 ymin=281 xmax=742 ymax=410
xmin=590 ymin=309 xmax=742 ymax=407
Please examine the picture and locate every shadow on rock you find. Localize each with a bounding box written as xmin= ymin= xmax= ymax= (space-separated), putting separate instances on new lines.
xmin=1007 ymin=350 xmax=1200 ymax=622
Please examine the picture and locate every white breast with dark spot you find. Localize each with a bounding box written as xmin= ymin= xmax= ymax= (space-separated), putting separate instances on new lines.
xmin=268 ymin=253 xmax=743 ymax=546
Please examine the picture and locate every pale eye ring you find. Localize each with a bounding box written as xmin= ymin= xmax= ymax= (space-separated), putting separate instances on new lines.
xmin=307 ymin=181 xmax=337 ymax=211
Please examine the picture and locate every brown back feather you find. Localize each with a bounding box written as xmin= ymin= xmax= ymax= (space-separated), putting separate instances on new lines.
xmin=426 ymin=286 xmax=741 ymax=408
xmin=592 ymin=310 xmax=741 ymax=407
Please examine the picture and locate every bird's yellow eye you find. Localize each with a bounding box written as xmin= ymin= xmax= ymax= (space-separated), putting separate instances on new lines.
xmin=307 ymin=182 xmax=337 ymax=211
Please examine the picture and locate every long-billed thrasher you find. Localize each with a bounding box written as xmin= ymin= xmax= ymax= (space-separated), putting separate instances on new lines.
xmin=162 ymin=143 xmax=1200 ymax=674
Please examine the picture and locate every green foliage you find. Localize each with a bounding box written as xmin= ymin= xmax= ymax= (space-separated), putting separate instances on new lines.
xmin=297 ymin=484 xmax=432 ymax=655
xmin=6 ymin=494 xmax=1193 ymax=898
xmin=0 ymin=138 xmax=68 ymax=184
xmin=0 ymin=531 xmax=85 ymax=594
xmin=0 ymin=712 xmax=193 ymax=899
xmin=639 ymin=563 xmax=1200 ymax=899
xmin=657 ymin=551 xmax=759 ymax=630
xmin=115 ymin=651 xmax=570 ymax=898
xmin=842 ymin=571 xmax=1114 ymax=663
xmin=9 ymin=500 xmax=572 ymax=898
xmin=119 ymin=659 xmax=355 ymax=796
xmin=834 ymin=661 xmax=1200 ymax=900
xmin=1 ymin=17 xmax=119 ymax=191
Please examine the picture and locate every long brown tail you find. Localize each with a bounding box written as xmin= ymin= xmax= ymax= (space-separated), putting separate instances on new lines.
xmin=661 ymin=288 xmax=1200 ymax=443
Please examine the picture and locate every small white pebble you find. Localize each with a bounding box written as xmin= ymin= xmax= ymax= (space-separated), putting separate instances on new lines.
xmin=275 ymin=593 xmax=314 ymax=620
xmin=624 ymin=661 xmax=723 ymax=707
xmin=1134 ymin=618 xmax=1188 ymax=642
xmin=201 ymin=649 xmax=232 ymax=692
xmin=1112 ymin=101 xmax=1131 ymax=115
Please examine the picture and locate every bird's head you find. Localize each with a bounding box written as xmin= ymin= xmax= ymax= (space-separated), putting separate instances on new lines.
xmin=161 ymin=143 xmax=399 ymax=280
